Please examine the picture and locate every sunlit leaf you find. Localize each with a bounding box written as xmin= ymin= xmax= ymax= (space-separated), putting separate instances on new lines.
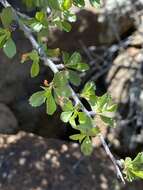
xmin=60 ymin=111 xmax=73 ymax=123
xmin=29 ymin=91 xmax=46 ymax=107
xmin=81 ymin=136 xmax=93 ymax=156
xmin=31 ymin=61 xmax=40 ymax=78
xmin=45 ymin=89 xmax=57 ymax=115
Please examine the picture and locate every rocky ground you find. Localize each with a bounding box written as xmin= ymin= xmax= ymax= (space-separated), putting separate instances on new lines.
xmin=0 ymin=132 xmax=142 ymax=190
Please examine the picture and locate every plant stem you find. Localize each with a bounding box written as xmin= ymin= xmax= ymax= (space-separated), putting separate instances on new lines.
xmin=0 ymin=0 xmax=125 ymax=184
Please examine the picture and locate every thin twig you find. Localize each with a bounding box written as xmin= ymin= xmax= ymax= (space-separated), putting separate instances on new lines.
xmin=100 ymin=135 xmax=125 ymax=183
xmin=0 ymin=0 xmax=125 ymax=184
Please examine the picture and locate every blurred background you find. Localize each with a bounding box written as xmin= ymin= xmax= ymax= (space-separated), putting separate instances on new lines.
xmin=0 ymin=0 xmax=143 ymax=189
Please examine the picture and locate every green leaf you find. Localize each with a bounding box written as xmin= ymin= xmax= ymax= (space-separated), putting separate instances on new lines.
xmin=86 ymin=127 xmax=100 ymax=136
xmin=89 ymin=0 xmax=100 ymax=7
xmin=76 ymin=62 xmax=89 ymax=72
xmin=69 ymin=111 xmax=78 ymax=128
xmin=94 ymin=93 xmax=117 ymax=117
xmin=68 ymin=70 xmax=81 ymax=86
xmin=53 ymin=71 xmax=68 ymax=87
xmin=46 ymin=89 xmax=57 ymax=115
xmin=132 ymin=170 xmax=143 ymax=179
xmin=73 ymin=0 xmax=85 ymax=7
xmin=34 ymin=0 xmax=48 ymax=7
xmin=48 ymin=0 xmax=61 ymax=10
xmin=78 ymin=113 xmax=95 ymax=134
xmin=47 ymin=48 xmax=60 ymax=57
xmin=22 ymin=0 xmax=34 ymax=8
xmin=28 ymin=50 xmax=39 ymax=62
xmin=62 ymin=51 xmax=70 ymax=64
xmin=54 ymin=85 xmax=72 ymax=97
xmin=62 ymin=100 xmax=74 ymax=111
xmin=25 ymin=50 xmax=40 ymax=77
xmin=30 ymin=21 xmax=43 ymax=32
xmin=0 ymin=28 xmax=11 ymax=48
xmin=60 ymin=111 xmax=73 ymax=123
xmin=54 ymin=20 xmax=72 ymax=32
xmin=23 ymin=0 xmax=47 ymax=8
xmin=78 ymin=112 xmax=88 ymax=124
xmin=81 ymin=136 xmax=93 ymax=156
xmin=68 ymin=52 xmax=81 ymax=65
xmin=84 ymin=82 xmax=96 ymax=92
xmin=97 ymin=93 xmax=111 ymax=111
xmin=107 ymin=104 xmax=118 ymax=112
xmin=3 ymin=38 xmax=16 ymax=58
xmin=100 ymin=115 xmax=115 ymax=127
xmin=132 ymin=152 xmax=143 ymax=170
xmin=78 ymin=121 xmax=93 ymax=134
xmin=69 ymin=133 xmax=86 ymax=142
xmin=35 ymin=11 xmax=48 ymax=28
xmin=66 ymin=52 xmax=89 ymax=71
xmin=68 ymin=62 xmax=89 ymax=72
xmin=61 ymin=21 xmax=72 ymax=32
xmin=0 ymin=7 xmax=14 ymax=28
xmin=122 ymin=152 xmax=143 ymax=182
xmin=29 ymin=91 xmax=46 ymax=107
xmin=35 ymin=11 xmax=45 ymax=22
xmin=64 ymin=11 xmax=77 ymax=22
xmin=31 ymin=61 xmax=40 ymax=78
xmin=81 ymin=82 xmax=96 ymax=97
xmin=62 ymin=0 xmax=72 ymax=10
xmin=81 ymin=82 xmax=97 ymax=106
xmin=92 ymin=93 xmax=117 ymax=127
xmin=37 ymin=28 xmax=48 ymax=42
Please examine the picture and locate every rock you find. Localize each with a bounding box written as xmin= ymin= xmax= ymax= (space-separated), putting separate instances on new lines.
xmin=107 ymin=44 xmax=143 ymax=104
xmin=106 ymin=12 xmax=143 ymax=104
xmin=0 ymin=32 xmax=42 ymax=134
xmin=50 ymin=0 xmax=143 ymax=50
xmin=0 ymin=32 xmax=47 ymax=104
xmin=106 ymin=11 xmax=143 ymax=103
xmin=129 ymin=16 xmax=143 ymax=46
xmin=14 ymin=100 xmax=67 ymax=139
xmin=0 ymin=103 xmax=18 ymax=134
xmin=0 ymin=31 xmax=67 ymax=138
xmin=0 ymin=132 xmax=142 ymax=190
xmin=106 ymin=25 xmax=143 ymax=153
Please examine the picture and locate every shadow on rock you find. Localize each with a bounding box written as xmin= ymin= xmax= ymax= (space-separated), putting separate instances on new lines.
xmin=0 ymin=132 xmax=142 ymax=190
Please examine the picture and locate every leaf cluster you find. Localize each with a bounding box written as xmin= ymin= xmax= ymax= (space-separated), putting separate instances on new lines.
xmin=122 ymin=152 xmax=143 ymax=182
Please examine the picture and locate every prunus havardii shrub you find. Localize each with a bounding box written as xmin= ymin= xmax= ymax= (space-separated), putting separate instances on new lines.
xmin=0 ymin=0 xmax=142 ymax=183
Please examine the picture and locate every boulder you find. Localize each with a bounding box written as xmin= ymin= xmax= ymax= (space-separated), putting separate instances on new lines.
xmin=106 ymin=23 xmax=143 ymax=153
xmin=0 ymin=103 xmax=18 ymax=134
xmin=0 ymin=32 xmax=66 ymax=138
xmin=50 ymin=0 xmax=143 ymax=50
xmin=107 ymin=21 xmax=143 ymax=104
xmin=0 ymin=132 xmax=142 ymax=190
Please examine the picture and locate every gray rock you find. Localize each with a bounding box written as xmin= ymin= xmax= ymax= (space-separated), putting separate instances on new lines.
xmin=0 ymin=32 xmax=66 ymax=138
xmin=0 ymin=103 xmax=18 ymax=134
xmin=51 ymin=0 xmax=143 ymax=50
xmin=0 ymin=132 xmax=142 ymax=190
xmin=106 ymin=26 xmax=143 ymax=152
